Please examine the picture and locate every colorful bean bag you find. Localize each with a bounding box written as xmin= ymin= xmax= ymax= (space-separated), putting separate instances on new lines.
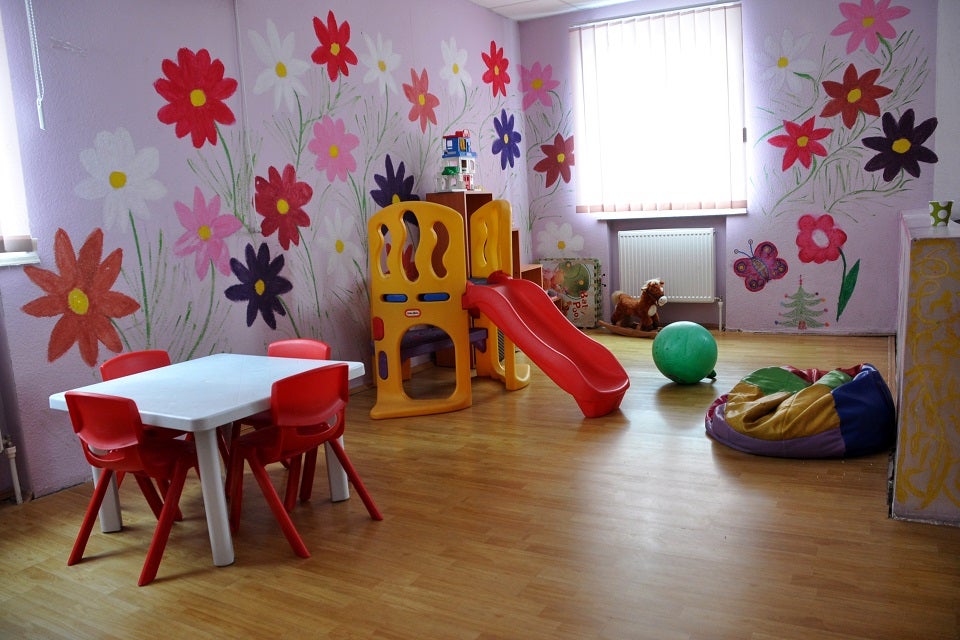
xmin=704 ymin=364 xmax=895 ymax=458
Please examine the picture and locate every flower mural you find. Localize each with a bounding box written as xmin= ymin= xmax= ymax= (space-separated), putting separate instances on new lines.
xmin=768 ymin=117 xmax=833 ymax=171
xmin=481 ymin=40 xmax=510 ymax=98
xmin=519 ymin=62 xmax=559 ymax=111
xmin=402 ymin=68 xmax=440 ymax=133
xmin=173 ymin=187 xmax=242 ymax=280
xmin=225 ymin=243 xmax=294 ymax=330
xmin=830 ymin=0 xmax=910 ymax=54
xmin=155 ymin=47 xmax=238 ymax=149
xmin=492 ymin=109 xmax=521 ymax=170
xmin=370 ymin=154 xmax=419 ymax=208
xmin=536 ymin=221 xmax=584 ymax=257
xmin=318 ymin=209 xmax=365 ymax=291
xmin=248 ymin=19 xmax=310 ymax=113
xmin=439 ymin=37 xmax=471 ymax=97
xmin=820 ymin=64 xmax=892 ymax=129
xmin=21 ymin=228 xmax=140 ymax=366
xmin=311 ymin=10 xmax=357 ymax=82
xmin=862 ymin=109 xmax=938 ymax=182
xmin=796 ymin=213 xmax=859 ymax=320
xmin=308 ymin=115 xmax=359 ymax=182
xmin=533 ymin=133 xmax=574 ymax=188
xmin=360 ymin=33 xmax=400 ymax=96
xmin=254 ymin=164 xmax=313 ymax=250
xmin=758 ymin=30 xmax=818 ymax=94
xmin=74 ymin=127 xmax=166 ymax=232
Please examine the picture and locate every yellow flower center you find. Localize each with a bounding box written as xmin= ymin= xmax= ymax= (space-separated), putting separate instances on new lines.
xmin=378 ymin=59 xmax=387 ymax=72
xmin=276 ymin=198 xmax=290 ymax=215
xmin=418 ymin=94 xmax=426 ymax=106
xmin=391 ymin=194 xmax=401 ymax=204
xmin=254 ymin=279 xmax=266 ymax=296
xmin=502 ymin=133 xmax=510 ymax=144
xmin=557 ymin=240 xmax=566 ymax=250
xmin=847 ymin=88 xmax=862 ymax=103
xmin=862 ymin=16 xmax=875 ymax=28
xmin=892 ymin=138 xmax=912 ymax=154
xmin=330 ymin=43 xmax=341 ymax=56
xmin=275 ymin=61 xmax=288 ymax=78
xmin=109 ymin=171 xmax=127 ymax=189
xmin=494 ymin=65 xmax=501 ymax=76
xmin=197 ymin=225 xmax=212 ymax=241
xmin=777 ymin=56 xmax=789 ymax=69
xmin=190 ymin=89 xmax=207 ymax=107
xmin=68 ymin=288 xmax=89 ymax=315
xmin=452 ymin=63 xmax=459 ymax=74
xmin=796 ymin=136 xmax=809 ymax=148
xmin=532 ymin=78 xmax=544 ymax=90
xmin=556 ymin=152 xmax=566 ymax=164
xmin=329 ymin=144 xmax=340 ymax=159
xmin=335 ymin=238 xmax=345 ymax=254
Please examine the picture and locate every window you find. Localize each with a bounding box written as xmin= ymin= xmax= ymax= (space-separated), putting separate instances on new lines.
xmin=571 ymin=2 xmax=746 ymax=216
xmin=0 ymin=5 xmax=38 ymax=265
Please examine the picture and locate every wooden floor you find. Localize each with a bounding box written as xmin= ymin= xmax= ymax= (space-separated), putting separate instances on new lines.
xmin=2 ymin=332 xmax=958 ymax=640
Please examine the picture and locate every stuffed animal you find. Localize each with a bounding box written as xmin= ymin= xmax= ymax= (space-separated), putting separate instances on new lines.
xmin=611 ymin=279 xmax=666 ymax=331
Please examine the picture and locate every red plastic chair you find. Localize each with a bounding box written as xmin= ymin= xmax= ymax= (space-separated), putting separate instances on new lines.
xmin=227 ymin=364 xmax=381 ymax=557
xmin=64 ymin=391 xmax=198 ymax=586
xmin=228 ymin=338 xmax=332 ymax=511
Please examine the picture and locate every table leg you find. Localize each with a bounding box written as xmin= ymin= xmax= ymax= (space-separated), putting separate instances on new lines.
xmin=193 ymin=429 xmax=234 ymax=566
xmin=325 ymin=436 xmax=350 ymax=502
xmin=93 ymin=466 xmax=122 ymax=532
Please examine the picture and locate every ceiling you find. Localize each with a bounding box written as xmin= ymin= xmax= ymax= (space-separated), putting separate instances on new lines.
xmin=467 ymin=0 xmax=633 ymax=22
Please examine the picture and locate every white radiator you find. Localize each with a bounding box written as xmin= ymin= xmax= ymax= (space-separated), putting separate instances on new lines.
xmin=618 ymin=228 xmax=717 ymax=303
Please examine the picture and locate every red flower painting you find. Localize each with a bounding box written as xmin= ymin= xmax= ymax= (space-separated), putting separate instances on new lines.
xmin=254 ymin=164 xmax=313 ymax=251
xmin=533 ymin=134 xmax=574 ymax=187
xmin=21 ymin=228 xmax=140 ymax=366
xmin=481 ymin=40 xmax=510 ymax=97
xmin=768 ymin=117 xmax=833 ymax=171
xmin=820 ymin=64 xmax=892 ymax=129
xmin=402 ymin=68 xmax=440 ymax=133
xmin=311 ymin=10 xmax=357 ymax=82
xmin=155 ymin=48 xmax=237 ymax=148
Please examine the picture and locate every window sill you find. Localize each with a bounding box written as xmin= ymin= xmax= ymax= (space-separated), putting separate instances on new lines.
xmin=593 ymin=208 xmax=748 ymax=221
xmin=0 ymin=251 xmax=40 ymax=267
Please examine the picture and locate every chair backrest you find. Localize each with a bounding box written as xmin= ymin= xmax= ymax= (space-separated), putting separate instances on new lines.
xmin=267 ymin=339 xmax=332 ymax=360
xmin=101 ymin=350 xmax=172 ymax=381
xmin=270 ymin=364 xmax=349 ymax=436
xmin=65 ymin=391 xmax=148 ymax=471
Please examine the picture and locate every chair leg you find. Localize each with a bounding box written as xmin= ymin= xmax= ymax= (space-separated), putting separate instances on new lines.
xmin=68 ymin=469 xmax=115 ymax=566
xmin=228 ymin=448 xmax=247 ymax=534
xmin=247 ymin=452 xmax=310 ymax=558
xmin=299 ymin=447 xmax=319 ymax=505
xmin=327 ymin=439 xmax=383 ymax=521
xmin=138 ymin=461 xmax=190 ymax=586
xmin=133 ymin=473 xmax=165 ymax=519
xmin=283 ymin=454 xmax=303 ymax=512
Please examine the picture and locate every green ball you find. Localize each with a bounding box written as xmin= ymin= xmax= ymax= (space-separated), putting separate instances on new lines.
xmin=651 ymin=321 xmax=718 ymax=384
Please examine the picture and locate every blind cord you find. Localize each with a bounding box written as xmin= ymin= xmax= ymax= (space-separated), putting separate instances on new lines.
xmin=25 ymin=0 xmax=44 ymax=130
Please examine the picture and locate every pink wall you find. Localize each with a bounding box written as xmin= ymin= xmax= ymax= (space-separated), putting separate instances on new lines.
xmin=0 ymin=0 xmax=523 ymax=498
xmin=519 ymin=0 xmax=939 ymax=333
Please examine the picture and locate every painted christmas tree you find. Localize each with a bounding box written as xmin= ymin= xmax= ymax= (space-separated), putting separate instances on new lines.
xmin=775 ymin=276 xmax=829 ymax=330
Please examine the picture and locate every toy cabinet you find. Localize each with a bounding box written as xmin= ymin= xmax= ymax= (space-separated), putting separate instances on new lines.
xmin=890 ymin=211 xmax=960 ymax=525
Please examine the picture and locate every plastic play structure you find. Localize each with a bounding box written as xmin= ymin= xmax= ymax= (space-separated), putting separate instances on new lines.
xmin=368 ymin=199 xmax=629 ymax=419
xmin=704 ymin=364 xmax=896 ymax=458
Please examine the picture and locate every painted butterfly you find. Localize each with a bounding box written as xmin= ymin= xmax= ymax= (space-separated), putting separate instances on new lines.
xmin=733 ymin=239 xmax=788 ymax=292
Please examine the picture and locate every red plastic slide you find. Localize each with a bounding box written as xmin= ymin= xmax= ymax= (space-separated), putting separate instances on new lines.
xmin=461 ymin=272 xmax=629 ymax=417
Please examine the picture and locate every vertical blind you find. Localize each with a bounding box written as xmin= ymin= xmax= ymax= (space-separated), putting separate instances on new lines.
xmin=0 ymin=7 xmax=34 ymax=255
xmin=571 ymin=2 xmax=746 ymax=214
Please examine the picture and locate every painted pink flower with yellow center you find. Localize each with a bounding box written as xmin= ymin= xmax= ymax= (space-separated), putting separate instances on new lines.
xmin=308 ymin=115 xmax=359 ymax=182
xmin=21 ymin=228 xmax=140 ymax=366
xmin=402 ymin=68 xmax=439 ymax=133
xmin=173 ymin=186 xmax=242 ymax=280
xmin=830 ymin=0 xmax=910 ymax=54
xmin=768 ymin=117 xmax=833 ymax=171
xmin=520 ymin=62 xmax=559 ymax=111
